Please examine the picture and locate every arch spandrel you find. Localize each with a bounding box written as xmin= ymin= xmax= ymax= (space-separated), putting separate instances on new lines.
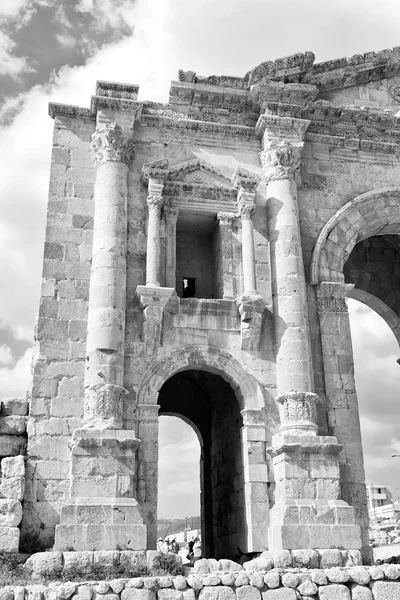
xmin=310 ymin=187 xmax=400 ymax=285
xmin=137 ymin=345 xmax=265 ymax=412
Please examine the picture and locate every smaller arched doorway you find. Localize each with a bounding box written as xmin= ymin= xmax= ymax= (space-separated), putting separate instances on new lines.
xmin=158 ymin=370 xmax=244 ymax=559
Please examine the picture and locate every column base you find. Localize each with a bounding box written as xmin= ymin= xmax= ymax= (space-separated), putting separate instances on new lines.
xmin=55 ymin=429 xmax=147 ymax=551
xmin=268 ymin=499 xmax=361 ymax=550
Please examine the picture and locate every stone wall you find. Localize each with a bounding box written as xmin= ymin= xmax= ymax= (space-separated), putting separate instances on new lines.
xmin=19 ymin=550 xmax=400 ymax=600
xmin=0 ymin=397 xmax=27 ymax=552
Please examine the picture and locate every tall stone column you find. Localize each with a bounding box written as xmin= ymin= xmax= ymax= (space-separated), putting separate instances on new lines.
xmin=83 ymin=122 xmax=133 ymax=429
xmin=238 ymin=198 xmax=257 ymax=295
xmin=164 ymin=205 xmax=179 ymax=289
xmin=54 ymin=120 xmax=147 ymax=551
xmin=146 ymin=179 xmax=164 ymax=287
xmin=263 ymin=140 xmax=312 ymax=395
xmin=261 ymin=137 xmax=361 ymax=552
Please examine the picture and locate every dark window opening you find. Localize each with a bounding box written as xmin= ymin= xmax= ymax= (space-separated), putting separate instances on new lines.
xmin=183 ymin=278 xmax=196 ymax=298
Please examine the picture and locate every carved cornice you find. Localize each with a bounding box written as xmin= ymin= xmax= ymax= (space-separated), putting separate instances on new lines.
xmin=48 ymin=103 xmax=92 ymax=120
xmin=90 ymin=123 xmax=135 ymax=166
xmin=96 ymin=80 xmax=139 ymax=100
xmin=232 ymin=166 xmax=261 ymax=192
xmin=261 ymin=140 xmax=302 ymax=182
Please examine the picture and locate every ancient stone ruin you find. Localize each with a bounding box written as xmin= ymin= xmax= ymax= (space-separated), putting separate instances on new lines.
xmin=3 ymin=47 xmax=400 ymax=568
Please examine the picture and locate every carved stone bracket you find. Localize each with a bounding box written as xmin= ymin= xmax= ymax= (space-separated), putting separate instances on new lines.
xmin=136 ymin=286 xmax=176 ymax=353
xmin=236 ymin=293 xmax=266 ymax=352
xmin=277 ymin=391 xmax=319 ymax=435
xmin=90 ymin=122 xmax=135 ymax=166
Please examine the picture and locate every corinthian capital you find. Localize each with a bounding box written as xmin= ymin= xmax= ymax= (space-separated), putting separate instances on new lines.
xmin=261 ymin=140 xmax=302 ymax=182
xmin=238 ymin=204 xmax=255 ymax=220
xmin=147 ymin=195 xmax=163 ymax=211
xmin=90 ymin=122 xmax=134 ymax=166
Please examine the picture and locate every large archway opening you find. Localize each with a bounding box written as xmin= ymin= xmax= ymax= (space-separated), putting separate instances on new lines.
xmin=157 ymin=369 xmax=245 ymax=559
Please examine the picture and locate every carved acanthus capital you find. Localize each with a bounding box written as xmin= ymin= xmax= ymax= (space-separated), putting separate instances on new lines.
xmin=163 ymin=205 xmax=179 ymax=221
xmin=147 ymin=195 xmax=163 ymax=211
xmin=217 ymin=212 xmax=237 ymax=226
xmin=90 ymin=123 xmax=134 ymax=166
xmin=261 ymin=140 xmax=302 ymax=182
xmin=277 ymin=391 xmax=319 ymax=435
xmin=238 ymin=204 xmax=256 ymax=220
xmin=83 ymin=383 xmax=127 ymax=429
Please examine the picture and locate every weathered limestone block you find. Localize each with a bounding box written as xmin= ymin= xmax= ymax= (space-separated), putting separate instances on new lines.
xmin=324 ymin=568 xmax=350 ymax=583
xmin=125 ymin=580 xmax=143 ymax=590
xmin=194 ymin=559 xmax=210 ymax=574
xmin=261 ymin=590 xmax=296 ymax=599
xmin=350 ymin=584 xmax=372 ymax=600
xmin=57 ymin=583 xmax=78 ymax=600
xmin=1 ymin=398 xmax=28 ymax=416
xmin=318 ymin=549 xmax=342 ymax=568
xmin=110 ymin=582 xmax=125 ymax=595
xmin=280 ymin=573 xmax=299 ymax=588
xmin=25 ymin=552 xmax=63 ymax=575
xmin=202 ymin=575 xmax=221 ymax=587
xmin=158 ymin=590 xmax=194 ymax=600
xmin=368 ymin=566 xmax=384 ymax=580
xmin=121 ymin=591 xmax=156 ymax=600
xmin=0 ymin=435 xmax=26 ymax=457
xmin=156 ymin=578 xmax=173 ymax=589
xmin=249 ymin=574 xmax=264 ymax=589
xmin=172 ymin=577 xmax=187 ymax=591
xmin=291 ymin=549 xmax=318 ymax=568
xmin=369 ymin=581 xmax=400 ymax=599
xmin=236 ymin=585 xmax=261 ymax=600
xmin=318 ymin=584 xmax=350 ymax=600
xmin=0 ymin=526 xmax=19 ymax=552
xmin=143 ymin=579 xmax=156 ymax=590
xmin=0 ymin=498 xmax=22 ymax=526
xmin=381 ymin=564 xmax=400 ymax=580
xmin=235 ymin=574 xmax=250 ymax=587
xmin=297 ymin=579 xmax=318 ymax=596
xmin=0 ymin=476 xmax=25 ymax=500
xmin=348 ymin=567 xmax=370 ymax=585
xmin=199 ymin=588 xmax=236 ymax=600
xmin=311 ymin=570 xmax=327 ymax=586
xmin=63 ymin=551 xmax=94 ymax=572
xmin=1 ymin=455 xmax=25 ymax=478
xmin=94 ymin=582 xmax=110 ymax=594
xmin=206 ymin=559 xmax=220 ymax=572
xmin=263 ymin=573 xmax=280 ymax=589
xmin=219 ymin=559 xmax=243 ymax=572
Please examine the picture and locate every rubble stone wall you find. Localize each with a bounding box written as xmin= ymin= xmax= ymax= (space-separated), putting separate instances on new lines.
xmin=20 ymin=551 xmax=400 ymax=600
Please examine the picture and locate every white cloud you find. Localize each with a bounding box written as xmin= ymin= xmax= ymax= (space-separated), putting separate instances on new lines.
xmin=0 ymin=347 xmax=32 ymax=397
xmin=0 ymin=30 xmax=34 ymax=78
xmin=0 ymin=0 xmax=27 ymax=19
xmin=0 ymin=344 xmax=13 ymax=366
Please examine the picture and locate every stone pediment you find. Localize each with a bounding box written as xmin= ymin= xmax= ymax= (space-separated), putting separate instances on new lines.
xmin=142 ymin=158 xmax=234 ymax=189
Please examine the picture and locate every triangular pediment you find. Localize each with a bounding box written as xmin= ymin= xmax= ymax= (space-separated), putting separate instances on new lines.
xmin=142 ymin=158 xmax=234 ymax=189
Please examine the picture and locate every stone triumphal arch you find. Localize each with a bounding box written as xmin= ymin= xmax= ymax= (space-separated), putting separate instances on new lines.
xmin=18 ymin=47 xmax=400 ymax=560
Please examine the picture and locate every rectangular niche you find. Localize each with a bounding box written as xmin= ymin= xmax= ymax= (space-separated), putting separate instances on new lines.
xmin=176 ymin=210 xmax=221 ymax=299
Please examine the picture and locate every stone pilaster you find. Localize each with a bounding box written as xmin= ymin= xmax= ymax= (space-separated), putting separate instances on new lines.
xmin=146 ymin=179 xmax=164 ymax=287
xmin=316 ymin=281 xmax=369 ymax=558
xmin=217 ymin=212 xmax=237 ymax=299
xmin=238 ymin=198 xmax=257 ymax=295
xmin=163 ymin=205 xmax=179 ymax=289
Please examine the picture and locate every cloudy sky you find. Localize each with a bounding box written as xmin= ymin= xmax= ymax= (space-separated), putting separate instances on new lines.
xmin=1 ymin=0 xmax=400 ymax=518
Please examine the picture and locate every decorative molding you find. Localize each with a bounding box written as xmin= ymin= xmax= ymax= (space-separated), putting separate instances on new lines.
xmin=95 ymin=80 xmax=139 ymax=100
xmin=48 ymin=103 xmax=92 ymax=120
xmin=90 ymin=123 xmax=135 ymax=166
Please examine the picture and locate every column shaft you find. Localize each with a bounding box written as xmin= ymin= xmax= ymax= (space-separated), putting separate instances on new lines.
xmin=146 ymin=193 xmax=163 ymax=287
xmin=164 ymin=206 xmax=178 ymax=289
xmin=241 ymin=210 xmax=257 ymax=294
xmin=83 ymin=122 xmax=132 ymax=428
xmin=266 ymin=156 xmax=312 ymax=395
